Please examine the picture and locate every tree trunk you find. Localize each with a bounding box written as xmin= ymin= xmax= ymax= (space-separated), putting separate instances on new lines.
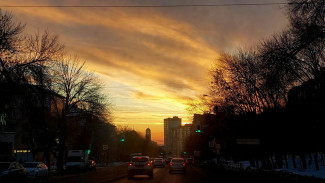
xmin=57 ymin=113 xmax=67 ymax=173
xmin=284 ymin=154 xmax=289 ymax=169
xmin=300 ymin=153 xmax=307 ymax=169
xmin=275 ymin=153 xmax=283 ymax=169
xmin=292 ymin=154 xmax=297 ymax=169
xmin=314 ymin=152 xmax=319 ymax=171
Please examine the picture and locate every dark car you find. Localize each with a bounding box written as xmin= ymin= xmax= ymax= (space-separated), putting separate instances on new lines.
xmin=165 ymin=157 xmax=173 ymax=164
xmin=128 ymin=156 xmax=153 ymax=179
xmin=169 ymin=158 xmax=186 ymax=174
xmin=153 ymin=158 xmax=165 ymax=168
xmin=0 ymin=162 xmax=26 ymax=182
xmin=186 ymin=158 xmax=195 ymax=165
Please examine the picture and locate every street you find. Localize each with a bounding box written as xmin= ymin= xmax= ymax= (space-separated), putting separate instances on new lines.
xmin=29 ymin=164 xmax=325 ymax=183
xmin=111 ymin=165 xmax=217 ymax=183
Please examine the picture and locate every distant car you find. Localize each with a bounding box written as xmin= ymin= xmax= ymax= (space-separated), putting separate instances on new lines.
xmin=23 ymin=162 xmax=48 ymax=179
xmin=0 ymin=162 xmax=26 ymax=182
xmin=186 ymin=158 xmax=195 ymax=165
xmin=169 ymin=158 xmax=186 ymax=174
xmin=87 ymin=160 xmax=96 ymax=171
xmin=128 ymin=156 xmax=153 ymax=179
xmin=165 ymin=157 xmax=173 ymax=164
xmin=153 ymin=158 xmax=165 ymax=168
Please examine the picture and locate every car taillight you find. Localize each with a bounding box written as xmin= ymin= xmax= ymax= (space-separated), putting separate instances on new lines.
xmin=182 ymin=163 xmax=186 ymax=166
xmin=146 ymin=163 xmax=151 ymax=166
xmin=129 ymin=163 xmax=133 ymax=166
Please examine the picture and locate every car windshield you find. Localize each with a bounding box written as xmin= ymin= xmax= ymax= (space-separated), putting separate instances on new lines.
xmin=0 ymin=163 xmax=10 ymax=172
xmin=131 ymin=157 xmax=149 ymax=162
xmin=172 ymin=159 xmax=184 ymax=162
xmin=67 ymin=156 xmax=82 ymax=162
xmin=23 ymin=162 xmax=38 ymax=168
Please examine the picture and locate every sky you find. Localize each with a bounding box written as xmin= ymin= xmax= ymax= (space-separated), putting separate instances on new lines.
xmin=1 ymin=0 xmax=289 ymax=145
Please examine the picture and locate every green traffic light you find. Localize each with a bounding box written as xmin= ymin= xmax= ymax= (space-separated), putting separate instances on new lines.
xmin=87 ymin=149 xmax=91 ymax=154
xmin=184 ymin=152 xmax=187 ymax=154
xmin=120 ymin=139 xmax=125 ymax=142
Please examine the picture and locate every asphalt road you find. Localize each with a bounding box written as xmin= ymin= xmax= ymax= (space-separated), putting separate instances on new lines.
xmin=27 ymin=164 xmax=325 ymax=183
xmin=110 ymin=165 xmax=214 ymax=183
xmin=111 ymin=164 xmax=325 ymax=183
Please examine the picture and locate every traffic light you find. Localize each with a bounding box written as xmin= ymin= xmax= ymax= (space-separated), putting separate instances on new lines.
xmin=183 ymin=151 xmax=187 ymax=155
xmin=160 ymin=152 xmax=164 ymax=155
xmin=195 ymin=125 xmax=201 ymax=133
xmin=87 ymin=149 xmax=91 ymax=155
xmin=120 ymin=135 xmax=125 ymax=142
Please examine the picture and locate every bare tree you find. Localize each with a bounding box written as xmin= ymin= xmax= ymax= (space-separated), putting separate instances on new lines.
xmin=50 ymin=56 xmax=110 ymax=170
xmin=210 ymin=49 xmax=271 ymax=114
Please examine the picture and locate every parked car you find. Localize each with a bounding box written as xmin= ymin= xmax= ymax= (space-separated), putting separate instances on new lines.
xmin=23 ymin=162 xmax=48 ymax=179
xmin=153 ymin=158 xmax=165 ymax=168
xmin=169 ymin=158 xmax=186 ymax=174
xmin=128 ymin=156 xmax=153 ymax=179
xmin=0 ymin=162 xmax=26 ymax=182
xmin=87 ymin=160 xmax=96 ymax=171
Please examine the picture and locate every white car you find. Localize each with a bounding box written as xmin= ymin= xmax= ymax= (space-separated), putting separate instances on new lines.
xmin=0 ymin=162 xmax=26 ymax=181
xmin=23 ymin=162 xmax=48 ymax=179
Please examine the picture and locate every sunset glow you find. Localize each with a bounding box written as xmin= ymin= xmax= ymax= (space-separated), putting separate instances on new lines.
xmin=1 ymin=0 xmax=289 ymax=145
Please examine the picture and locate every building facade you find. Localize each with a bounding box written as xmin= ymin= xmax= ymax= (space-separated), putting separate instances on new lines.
xmin=163 ymin=116 xmax=181 ymax=155
xmin=171 ymin=124 xmax=191 ymax=157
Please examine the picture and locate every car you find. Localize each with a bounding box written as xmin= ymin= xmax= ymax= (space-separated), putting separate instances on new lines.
xmin=23 ymin=162 xmax=48 ymax=179
xmin=128 ymin=156 xmax=153 ymax=179
xmin=165 ymin=157 xmax=173 ymax=164
xmin=186 ymin=158 xmax=195 ymax=165
xmin=169 ymin=158 xmax=186 ymax=174
xmin=87 ymin=160 xmax=96 ymax=171
xmin=0 ymin=162 xmax=26 ymax=182
xmin=153 ymin=158 xmax=165 ymax=168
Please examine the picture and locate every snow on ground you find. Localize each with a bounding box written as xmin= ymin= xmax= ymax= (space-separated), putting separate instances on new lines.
xmin=276 ymin=153 xmax=325 ymax=179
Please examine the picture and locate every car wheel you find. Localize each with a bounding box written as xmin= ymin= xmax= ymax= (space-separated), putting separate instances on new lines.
xmin=169 ymin=170 xmax=172 ymax=174
xmin=149 ymin=172 xmax=153 ymax=179
xmin=128 ymin=174 xmax=133 ymax=179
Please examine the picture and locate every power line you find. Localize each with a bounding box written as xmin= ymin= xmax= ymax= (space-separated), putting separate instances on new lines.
xmin=0 ymin=2 xmax=291 ymax=8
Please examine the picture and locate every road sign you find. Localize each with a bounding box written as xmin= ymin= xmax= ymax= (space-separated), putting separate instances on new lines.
xmin=103 ymin=145 xmax=108 ymax=151
xmin=237 ymin=139 xmax=260 ymax=145
xmin=209 ymin=140 xmax=215 ymax=147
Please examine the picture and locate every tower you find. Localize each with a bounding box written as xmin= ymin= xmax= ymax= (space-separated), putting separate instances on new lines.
xmin=145 ymin=128 xmax=151 ymax=141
